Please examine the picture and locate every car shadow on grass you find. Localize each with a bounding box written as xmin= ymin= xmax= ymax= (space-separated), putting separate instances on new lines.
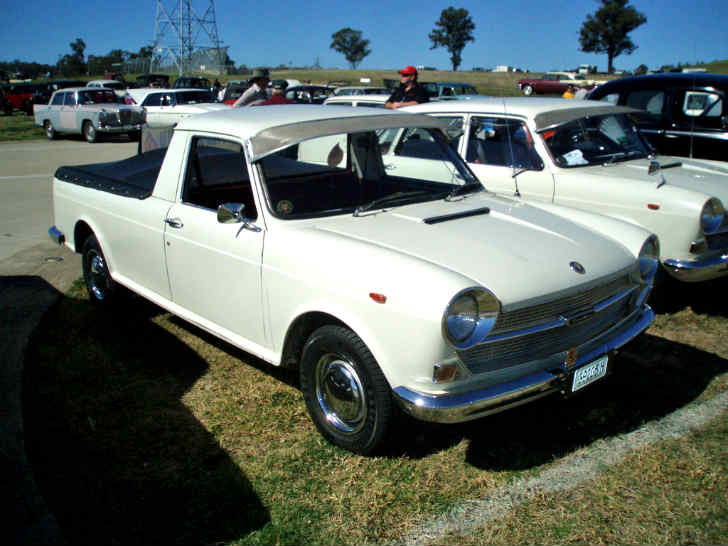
xmin=380 ymin=333 xmax=727 ymax=465
xmin=650 ymin=275 xmax=728 ymax=317
xmin=22 ymin=293 xmax=270 ymax=546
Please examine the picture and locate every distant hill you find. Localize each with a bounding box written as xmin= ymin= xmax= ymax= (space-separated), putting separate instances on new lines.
xmin=699 ymin=60 xmax=728 ymax=74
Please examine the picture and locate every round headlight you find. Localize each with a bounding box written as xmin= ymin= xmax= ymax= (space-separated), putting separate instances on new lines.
xmin=701 ymin=198 xmax=725 ymax=235
xmin=637 ymin=234 xmax=660 ymax=283
xmin=443 ymin=288 xmax=500 ymax=349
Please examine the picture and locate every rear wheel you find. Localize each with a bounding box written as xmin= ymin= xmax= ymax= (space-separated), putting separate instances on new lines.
xmin=83 ymin=121 xmax=99 ymax=143
xmin=522 ymin=84 xmax=534 ymax=96
xmin=81 ymin=234 xmax=116 ymax=306
xmin=300 ymin=325 xmax=392 ymax=454
xmin=44 ymin=120 xmax=56 ymax=140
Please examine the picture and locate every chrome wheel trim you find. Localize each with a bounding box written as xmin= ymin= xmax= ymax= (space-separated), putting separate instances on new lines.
xmin=523 ymin=85 xmax=533 ymax=96
xmin=87 ymin=250 xmax=107 ymax=300
xmin=44 ymin=121 xmax=54 ymax=138
xmin=84 ymin=122 xmax=96 ymax=141
xmin=314 ymin=353 xmax=367 ymax=434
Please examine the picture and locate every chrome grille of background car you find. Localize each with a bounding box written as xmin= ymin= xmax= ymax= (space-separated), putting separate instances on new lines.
xmin=119 ymin=110 xmax=132 ymax=125
xmin=458 ymin=274 xmax=637 ymax=375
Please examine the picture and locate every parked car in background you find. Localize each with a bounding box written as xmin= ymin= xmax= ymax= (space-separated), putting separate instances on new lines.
xmin=4 ymin=82 xmax=39 ymax=114
xmin=517 ymin=72 xmax=597 ymax=96
xmin=0 ymin=88 xmax=12 ymax=115
xmin=323 ymin=94 xmax=390 ymax=108
xmin=172 ymin=76 xmax=211 ymax=90
xmin=587 ymin=73 xmax=728 ymax=163
xmin=32 ymin=80 xmax=86 ymax=106
xmin=402 ymin=98 xmax=728 ymax=284
xmin=34 ymin=87 xmax=145 ymax=142
xmin=332 ymin=86 xmax=389 ymax=96
xmin=271 ymin=78 xmax=301 ymax=89
xmin=124 ymin=88 xmax=228 ymax=127
xmin=133 ymin=74 xmax=170 ymax=88
xmin=422 ymin=81 xmax=480 ymax=100
xmin=220 ymin=84 xmax=246 ymax=105
xmin=284 ymin=85 xmax=335 ymax=104
xmin=87 ymin=79 xmax=127 ymax=99
xmin=48 ymin=105 xmax=657 ymax=453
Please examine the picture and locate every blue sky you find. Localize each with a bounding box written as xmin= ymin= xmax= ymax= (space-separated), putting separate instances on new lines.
xmin=2 ymin=0 xmax=727 ymax=73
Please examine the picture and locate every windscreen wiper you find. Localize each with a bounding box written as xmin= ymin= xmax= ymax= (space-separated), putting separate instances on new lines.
xmin=445 ymin=182 xmax=483 ymax=201
xmin=353 ymin=191 xmax=442 ymax=216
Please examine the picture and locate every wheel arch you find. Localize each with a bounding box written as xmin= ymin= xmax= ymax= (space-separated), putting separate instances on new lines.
xmin=279 ymin=311 xmax=348 ymax=370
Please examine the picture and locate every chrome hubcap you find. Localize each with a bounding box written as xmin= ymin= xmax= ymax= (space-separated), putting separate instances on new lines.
xmin=88 ymin=251 xmax=107 ymax=300
xmin=315 ymin=354 xmax=366 ymax=434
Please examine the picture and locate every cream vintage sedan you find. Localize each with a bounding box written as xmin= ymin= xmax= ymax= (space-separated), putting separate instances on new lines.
xmin=51 ymin=105 xmax=658 ymax=453
xmin=125 ymin=88 xmax=230 ymax=127
xmin=402 ymin=98 xmax=728 ymax=283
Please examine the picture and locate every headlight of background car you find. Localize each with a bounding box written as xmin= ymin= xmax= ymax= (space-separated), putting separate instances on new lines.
xmin=631 ymin=234 xmax=659 ymax=308
xmin=700 ymin=198 xmax=725 ymax=235
xmin=442 ymin=287 xmax=500 ymax=349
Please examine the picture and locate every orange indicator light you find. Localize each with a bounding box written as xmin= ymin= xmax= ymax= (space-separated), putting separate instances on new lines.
xmin=369 ymin=293 xmax=387 ymax=304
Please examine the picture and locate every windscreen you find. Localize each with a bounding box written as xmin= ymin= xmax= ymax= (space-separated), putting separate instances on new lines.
xmin=258 ymin=127 xmax=480 ymax=219
xmin=540 ymin=113 xmax=650 ymax=167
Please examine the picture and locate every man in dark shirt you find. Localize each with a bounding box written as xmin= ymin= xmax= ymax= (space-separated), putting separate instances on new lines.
xmin=385 ymin=65 xmax=429 ymax=109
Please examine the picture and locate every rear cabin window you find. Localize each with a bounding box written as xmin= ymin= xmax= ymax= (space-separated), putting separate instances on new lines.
xmin=51 ymin=93 xmax=65 ymax=105
xmin=182 ymin=137 xmax=257 ymax=219
xmin=624 ymin=90 xmax=665 ymax=117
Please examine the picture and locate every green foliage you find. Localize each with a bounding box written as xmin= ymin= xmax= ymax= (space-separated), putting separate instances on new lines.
xmin=579 ymin=0 xmax=647 ymax=73
xmin=429 ymin=7 xmax=475 ymax=72
xmin=330 ymin=28 xmax=371 ymax=69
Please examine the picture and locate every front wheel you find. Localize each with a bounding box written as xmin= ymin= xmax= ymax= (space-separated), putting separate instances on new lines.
xmin=81 ymin=234 xmax=116 ymax=306
xmin=44 ymin=120 xmax=56 ymax=140
xmin=83 ymin=120 xmax=99 ymax=143
xmin=300 ymin=325 xmax=392 ymax=454
xmin=522 ymin=84 xmax=534 ymax=96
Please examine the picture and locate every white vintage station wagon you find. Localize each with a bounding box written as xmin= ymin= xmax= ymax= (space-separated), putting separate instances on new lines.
xmin=50 ymin=106 xmax=658 ymax=453
xmin=401 ymin=98 xmax=728 ymax=283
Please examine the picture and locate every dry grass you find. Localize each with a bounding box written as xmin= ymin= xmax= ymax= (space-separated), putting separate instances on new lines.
xmin=21 ymin=276 xmax=728 ymax=545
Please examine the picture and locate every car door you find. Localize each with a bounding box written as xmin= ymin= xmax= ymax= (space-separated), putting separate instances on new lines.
xmin=60 ymin=91 xmax=78 ymax=131
xmin=666 ymin=87 xmax=727 ymax=161
xmin=141 ymin=92 xmax=169 ymax=127
xmin=163 ymin=135 xmax=267 ymax=349
xmin=463 ymin=115 xmax=553 ymax=202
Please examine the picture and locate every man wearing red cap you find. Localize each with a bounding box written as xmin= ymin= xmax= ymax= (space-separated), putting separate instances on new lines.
xmin=385 ymin=65 xmax=429 ymax=109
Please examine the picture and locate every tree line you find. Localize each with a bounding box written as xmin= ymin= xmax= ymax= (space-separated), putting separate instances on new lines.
xmin=331 ymin=1 xmax=648 ymax=74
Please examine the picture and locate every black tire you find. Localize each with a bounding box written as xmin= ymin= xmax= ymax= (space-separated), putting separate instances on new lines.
xmin=44 ymin=120 xmax=56 ymax=140
xmin=83 ymin=120 xmax=99 ymax=143
xmin=81 ymin=234 xmax=116 ymax=306
xmin=300 ymin=325 xmax=392 ymax=454
xmin=522 ymin=84 xmax=534 ymax=96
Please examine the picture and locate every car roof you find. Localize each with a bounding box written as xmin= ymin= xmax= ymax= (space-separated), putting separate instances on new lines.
xmin=88 ymin=79 xmax=121 ymax=84
xmin=402 ymin=97 xmax=639 ymax=130
xmin=590 ymin=72 xmax=728 ymax=96
xmin=325 ymin=94 xmax=389 ymax=103
xmin=127 ymin=87 xmax=212 ymax=100
xmin=174 ymin=105 xmax=449 ymax=160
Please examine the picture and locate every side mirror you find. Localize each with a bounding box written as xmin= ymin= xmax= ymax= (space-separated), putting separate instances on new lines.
xmin=217 ymin=202 xmax=245 ymax=224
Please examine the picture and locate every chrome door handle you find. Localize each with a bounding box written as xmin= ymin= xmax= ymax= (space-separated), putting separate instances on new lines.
xmin=164 ymin=217 xmax=183 ymax=228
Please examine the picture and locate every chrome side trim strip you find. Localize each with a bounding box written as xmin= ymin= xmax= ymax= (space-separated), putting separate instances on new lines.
xmin=392 ymin=305 xmax=654 ymax=424
xmin=48 ymin=225 xmax=65 ymax=246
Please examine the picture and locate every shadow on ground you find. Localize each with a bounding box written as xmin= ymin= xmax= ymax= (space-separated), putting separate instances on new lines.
xmin=22 ymin=292 xmax=269 ymax=546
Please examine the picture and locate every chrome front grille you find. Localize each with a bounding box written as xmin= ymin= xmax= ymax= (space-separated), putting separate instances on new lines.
xmin=119 ymin=110 xmax=132 ymax=125
xmin=458 ymin=274 xmax=638 ymax=375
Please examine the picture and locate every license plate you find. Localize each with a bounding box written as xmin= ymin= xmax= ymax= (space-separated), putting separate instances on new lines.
xmin=571 ymin=355 xmax=608 ymax=392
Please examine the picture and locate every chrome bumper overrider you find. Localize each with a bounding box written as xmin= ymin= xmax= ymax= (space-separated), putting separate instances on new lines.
xmin=48 ymin=225 xmax=65 ymax=246
xmin=663 ymin=254 xmax=728 ymax=282
xmin=392 ymin=305 xmax=655 ymax=424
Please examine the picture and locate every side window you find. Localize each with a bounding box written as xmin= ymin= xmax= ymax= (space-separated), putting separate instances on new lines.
xmin=143 ymin=93 xmax=162 ymax=107
xmin=51 ymin=93 xmax=65 ymax=105
xmin=395 ymin=128 xmax=442 ymax=159
xmin=625 ymin=90 xmax=665 ymax=116
xmin=64 ymin=93 xmax=76 ymax=106
xmin=182 ymin=137 xmax=257 ymax=219
xmin=434 ymin=116 xmax=465 ymax=149
xmin=599 ymin=93 xmax=620 ymax=104
xmin=467 ymin=117 xmax=539 ymax=169
xmin=681 ymin=91 xmax=722 ymax=117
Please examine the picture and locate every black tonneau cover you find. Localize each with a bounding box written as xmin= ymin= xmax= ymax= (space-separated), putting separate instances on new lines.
xmin=54 ymin=147 xmax=168 ymax=199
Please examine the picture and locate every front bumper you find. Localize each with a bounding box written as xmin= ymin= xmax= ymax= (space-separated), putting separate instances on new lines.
xmin=392 ymin=304 xmax=654 ymax=424
xmin=663 ymin=253 xmax=728 ymax=282
xmin=97 ymin=123 xmax=142 ymax=134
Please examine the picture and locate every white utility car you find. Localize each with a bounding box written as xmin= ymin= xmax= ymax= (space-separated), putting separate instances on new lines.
xmin=49 ymin=106 xmax=657 ymax=453
xmin=125 ymin=87 xmax=229 ymax=127
xmin=400 ymin=98 xmax=728 ymax=283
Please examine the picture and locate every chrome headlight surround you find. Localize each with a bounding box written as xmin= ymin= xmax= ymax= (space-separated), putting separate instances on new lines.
xmin=700 ymin=198 xmax=725 ymax=235
xmin=442 ymin=287 xmax=500 ymax=349
xmin=631 ymin=234 xmax=660 ymax=307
